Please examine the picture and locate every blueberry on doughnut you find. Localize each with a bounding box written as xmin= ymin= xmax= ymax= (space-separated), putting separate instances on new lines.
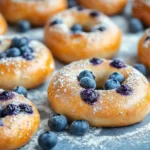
xmin=44 ymin=7 xmax=122 ymax=63
xmin=48 ymin=58 xmax=150 ymax=127
xmin=0 ymin=0 xmax=67 ymax=26
xmin=0 ymin=36 xmax=55 ymax=90
xmin=0 ymin=89 xmax=40 ymax=150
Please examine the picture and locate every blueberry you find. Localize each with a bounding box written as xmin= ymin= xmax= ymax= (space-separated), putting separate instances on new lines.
xmin=90 ymin=58 xmax=103 ymax=65
xmin=109 ymin=72 xmax=124 ymax=83
xmin=50 ymin=19 xmax=63 ymax=26
xmin=0 ymin=91 xmax=14 ymax=101
xmin=22 ymin=52 xmax=34 ymax=60
xmin=48 ymin=114 xmax=68 ymax=132
xmin=89 ymin=11 xmax=100 ymax=17
xmin=7 ymin=48 xmax=21 ymax=57
xmin=0 ymin=106 xmax=3 ymax=117
xmin=116 ymin=84 xmax=133 ymax=96
xmin=145 ymin=36 xmax=150 ymax=41
xmin=80 ymin=77 xmax=96 ymax=89
xmin=70 ymin=120 xmax=89 ymax=136
xmin=19 ymin=104 xmax=33 ymax=114
xmin=129 ymin=18 xmax=144 ymax=33
xmin=134 ymin=63 xmax=147 ymax=76
xmin=110 ymin=59 xmax=126 ymax=69
xmin=80 ymin=89 xmax=99 ymax=104
xmin=38 ymin=131 xmax=58 ymax=150
xmin=1 ymin=104 xmax=20 ymax=117
xmin=78 ymin=70 xmax=95 ymax=81
xmin=92 ymin=26 xmax=106 ymax=32
xmin=71 ymin=24 xmax=83 ymax=34
xmin=13 ymin=86 xmax=28 ymax=97
xmin=20 ymin=45 xmax=33 ymax=55
xmin=11 ymin=37 xmax=29 ymax=48
xmin=17 ymin=20 xmax=31 ymax=33
xmin=0 ymin=52 xmax=7 ymax=59
xmin=76 ymin=6 xmax=84 ymax=11
xmin=104 ymin=79 xmax=121 ymax=90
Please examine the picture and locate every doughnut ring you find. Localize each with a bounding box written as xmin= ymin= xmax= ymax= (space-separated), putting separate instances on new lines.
xmin=48 ymin=58 xmax=150 ymax=127
xmin=0 ymin=13 xmax=7 ymax=34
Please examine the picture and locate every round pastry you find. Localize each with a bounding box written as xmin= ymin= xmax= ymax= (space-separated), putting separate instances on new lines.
xmin=132 ymin=0 xmax=150 ymax=26
xmin=0 ymin=89 xmax=40 ymax=150
xmin=0 ymin=13 xmax=7 ymax=34
xmin=138 ymin=28 xmax=150 ymax=68
xmin=0 ymin=0 xmax=67 ymax=26
xmin=48 ymin=58 xmax=150 ymax=127
xmin=77 ymin=0 xmax=127 ymax=16
xmin=0 ymin=36 xmax=55 ymax=90
xmin=44 ymin=7 xmax=122 ymax=63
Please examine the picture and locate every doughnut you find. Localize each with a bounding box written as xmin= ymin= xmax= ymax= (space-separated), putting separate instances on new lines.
xmin=77 ymin=0 xmax=127 ymax=16
xmin=0 ymin=0 xmax=67 ymax=26
xmin=138 ymin=28 xmax=150 ymax=68
xmin=132 ymin=0 xmax=150 ymax=26
xmin=0 ymin=13 xmax=7 ymax=34
xmin=44 ymin=7 xmax=122 ymax=63
xmin=0 ymin=89 xmax=40 ymax=150
xmin=48 ymin=58 xmax=150 ymax=127
xmin=0 ymin=36 xmax=55 ymax=90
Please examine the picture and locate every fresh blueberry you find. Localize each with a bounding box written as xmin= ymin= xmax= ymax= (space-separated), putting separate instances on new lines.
xmin=22 ymin=52 xmax=34 ymax=60
xmin=90 ymin=58 xmax=103 ymax=65
xmin=0 ymin=106 xmax=3 ymax=117
xmin=19 ymin=104 xmax=33 ymax=114
xmin=11 ymin=37 xmax=29 ymax=48
xmin=20 ymin=45 xmax=33 ymax=55
xmin=50 ymin=19 xmax=63 ymax=26
xmin=1 ymin=104 xmax=20 ymax=117
xmin=110 ymin=59 xmax=126 ymax=69
xmin=71 ymin=24 xmax=83 ymax=34
xmin=7 ymin=48 xmax=21 ymax=57
xmin=70 ymin=120 xmax=89 ymax=136
xmin=80 ymin=89 xmax=99 ymax=104
xmin=78 ymin=70 xmax=95 ymax=81
xmin=80 ymin=77 xmax=96 ymax=89
xmin=17 ymin=20 xmax=31 ymax=33
xmin=48 ymin=114 xmax=68 ymax=132
xmin=0 ymin=91 xmax=14 ymax=101
xmin=89 ymin=11 xmax=100 ymax=17
xmin=0 ymin=52 xmax=7 ymax=59
xmin=104 ymin=79 xmax=121 ymax=90
xmin=129 ymin=18 xmax=144 ymax=33
xmin=134 ymin=64 xmax=147 ymax=76
xmin=13 ymin=86 xmax=28 ymax=97
xmin=38 ymin=131 xmax=58 ymax=150
xmin=109 ymin=72 xmax=125 ymax=83
xmin=116 ymin=84 xmax=133 ymax=96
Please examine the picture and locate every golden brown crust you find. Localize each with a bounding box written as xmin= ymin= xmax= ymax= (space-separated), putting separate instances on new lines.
xmin=138 ymin=28 xmax=150 ymax=68
xmin=48 ymin=59 xmax=150 ymax=127
xmin=0 ymin=36 xmax=55 ymax=90
xmin=0 ymin=13 xmax=7 ymax=35
xmin=133 ymin=0 xmax=150 ymax=26
xmin=44 ymin=7 xmax=122 ymax=63
xmin=0 ymin=90 xmax=40 ymax=150
xmin=77 ymin=0 xmax=127 ymax=15
xmin=0 ymin=0 xmax=67 ymax=26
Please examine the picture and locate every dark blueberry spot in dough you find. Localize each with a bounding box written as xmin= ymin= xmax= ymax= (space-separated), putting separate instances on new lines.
xmin=116 ymin=84 xmax=133 ymax=96
xmin=0 ymin=91 xmax=14 ymax=101
xmin=89 ymin=11 xmax=100 ymax=17
xmin=50 ymin=19 xmax=63 ymax=26
xmin=22 ymin=52 xmax=34 ymax=60
xmin=1 ymin=104 xmax=20 ymax=117
xmin=92 ymin=26 xmax=106 ymax=32
xmin=71 ymin=24 xmax=83 ymax=34
xmin=110 ymin=59 xmax=126 ymax=69
xmin=145 ymin=36 xmax=150 ymax=41
xmin=90 ymin=58 xmax=103 ymax=65
xmin=0 ymin=106 xmax=3 ymax=118
xmin=76 ymin=6 xmax=84 ymax=11
xmin=80 ymin=89 xmax=99 ymax=104
xmin=19 ymin=104 xmax=33 ymax=114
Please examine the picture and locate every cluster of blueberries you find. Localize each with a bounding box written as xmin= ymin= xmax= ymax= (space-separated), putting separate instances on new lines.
xmin=38 ymin=114 xmax=90 ymax=150
xmin=0 ymin=37 xmax=34 ymax=60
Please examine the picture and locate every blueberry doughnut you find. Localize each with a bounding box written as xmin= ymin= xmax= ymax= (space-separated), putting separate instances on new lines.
xmin=48 ymin=58 xmax=150 ymax=127
xmin=0 ymin=89 xmax=40 ymax=150
xmin=77 ymin=0 xmax=127 ymax=15
xmin=44 ymin=7 xmax=122 ymax=63
xmin=0 ymin=36 xmax=55 ymax=90
xmin=133 ymin=0 xmax=150 ymax=26
xmin=138 ymin=28 xmax=150 ymax=68
xmin=0 ymin=13 xmax=7 ymax=34
xmin=0 ymin=0 xmax=67 ymax=26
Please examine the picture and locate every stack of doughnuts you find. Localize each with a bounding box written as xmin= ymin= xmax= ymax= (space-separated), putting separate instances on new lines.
xmin=0 ymin=0 xmax=67 ymax=26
